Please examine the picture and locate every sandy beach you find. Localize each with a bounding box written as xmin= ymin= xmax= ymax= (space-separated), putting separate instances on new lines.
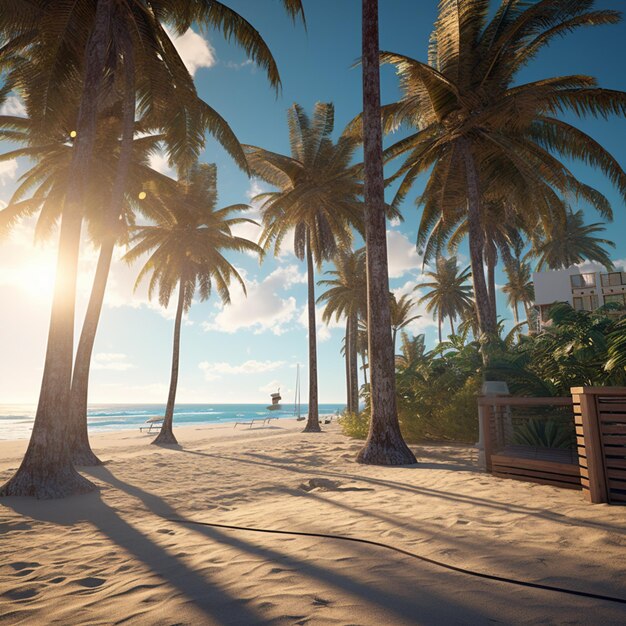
xmin=1 ymin=420 xmax=626 ymax=625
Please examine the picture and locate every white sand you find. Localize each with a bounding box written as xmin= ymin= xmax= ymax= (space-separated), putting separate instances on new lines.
xmin=1 ymin=419 xmax=626 ymax=625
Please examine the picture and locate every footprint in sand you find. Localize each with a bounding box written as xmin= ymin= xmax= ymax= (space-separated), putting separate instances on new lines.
xmin=312 ymin=597 xmax=332 ymax=607
xmin=3 ymin=587 xmax=38 ymax=600
xmin=157 ymin=528 xmax=176 ymax=535
xmin=75 ymin=577 xmax=106 ymax=589
xmin=8 ymin=562 xmax=40 ymax=572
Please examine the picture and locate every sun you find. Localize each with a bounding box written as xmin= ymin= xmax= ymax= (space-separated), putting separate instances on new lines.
xmin=16 ymin=257 xmax=57 ymax=301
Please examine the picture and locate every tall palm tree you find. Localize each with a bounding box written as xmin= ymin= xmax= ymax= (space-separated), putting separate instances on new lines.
xmin=0 ymin=0 xmax=304 ymax=497
xmin=245 ymin=102 xmax=364 ymax=433
xmin=390 ymin=294 xmax=421 ymax=352
xmin=502 ymin=257 xmax=535 ymax=325
xmin=123 ymin=164 xmax=260 ymax=445
xmin=0 ymin=108 xmax=177 ymax=466
xmin=416 ymin=256 xmax=474 ymax=342
xmin=357 ymin=0 xmax=416 ymax=465
xmin=317 ymin=248 xmax=367 ymax=414
xmin=372 ymin=0 xmax=626 ymax=341
xmin=531 ymin=209 xmax=615 ymax=271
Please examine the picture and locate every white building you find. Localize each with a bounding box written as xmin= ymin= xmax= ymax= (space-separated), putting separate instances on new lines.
xmin=533 ymin=263 xmax=626 ymax=325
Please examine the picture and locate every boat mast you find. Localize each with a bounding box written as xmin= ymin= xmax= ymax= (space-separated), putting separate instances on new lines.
xmin=294 ymin=363 xmax=301 ymax=418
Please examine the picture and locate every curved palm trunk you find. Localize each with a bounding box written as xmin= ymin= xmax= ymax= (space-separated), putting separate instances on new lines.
xmin=0 ymin=0 xmax=113 ymax=498
xmin=460 ymin=138 xmax=497 ymax=342
xmin=69 ymin=29 xmax=136 ymax=466
xmin=344 ymin=329 xmax=352 ymax=412
xmin=356 ymin=0 xmax=416 ymax=466
xmin=153 ymin=279 xmax=186 ymax=445
xmin=438 ymin=314 xmax=443 ymax=343
xmin=303 ymin=232 xmax=321 ymax=432
xmin=349 ymin=311 xmax=359 ymax=415
xmin=449 ymin=316 xmax=455 ymax=336
xmin=485 ymin=241 xmax=498 ymax=326
xmin=513 ymin=302 xmax=520 ymax=325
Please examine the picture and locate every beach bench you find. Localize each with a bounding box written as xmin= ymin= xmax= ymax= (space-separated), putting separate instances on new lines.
xmin=140 ymin=417 xmax=164 ymax=433
xmin=234 ymin=417 xmax=279 ymax=429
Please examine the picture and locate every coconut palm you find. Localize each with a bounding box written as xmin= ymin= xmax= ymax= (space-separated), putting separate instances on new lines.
xmin=245 ymin=102 xmax=364 ymax=433
xmin=416 ymin=256 xmax=474 ymax=343
xmin=124 ymin=164 xmax=261 ymax=445
xmin=317 ymin=248 xmax=367 ymax=414
xmin=502 ymin=257 xmax=535 ymax=325
xmin=390 ymin=294 xmax=421 ymax=353
xmin=531 ymin=209 xmax=615 ymax=271
xmin=0 ymin=0 xmax=304 ymax=497
xmin=0 ymin=108 xmax=178 ymax=465
xmin=372 ymin=0 xmax=626 ymax=342
xmin=357 ymin=0 xmax=416 ymax=466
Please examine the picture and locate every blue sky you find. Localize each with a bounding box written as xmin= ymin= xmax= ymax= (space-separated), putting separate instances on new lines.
xmin=0 ymin=0 xmax=625 ymax=405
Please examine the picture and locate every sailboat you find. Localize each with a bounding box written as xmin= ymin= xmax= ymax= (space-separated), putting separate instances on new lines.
xmin=294 ymin=363 xmax=304 ymax=421
xmin=267 ymin=389 xmax=282 ymax=411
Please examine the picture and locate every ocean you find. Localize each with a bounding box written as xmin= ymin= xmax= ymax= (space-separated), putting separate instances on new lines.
xmin=0 ymin=403 xmax=346 ymax=441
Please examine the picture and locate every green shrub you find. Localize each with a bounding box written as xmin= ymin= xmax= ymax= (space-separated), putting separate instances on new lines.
xmin=338 ymin=410 xmax=370 ymax=439
xmin=513 ymin=418 xmax=574 ymax=449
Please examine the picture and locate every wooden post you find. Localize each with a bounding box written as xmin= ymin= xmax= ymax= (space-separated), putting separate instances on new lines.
xmin=572 ymin=387 xmax=608 ymax=504
xmin=482 ymin=401 xmax=493 ymax=473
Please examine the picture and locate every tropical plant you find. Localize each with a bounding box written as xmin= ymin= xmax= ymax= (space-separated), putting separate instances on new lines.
xmin=390 ymin=293 xmax=421 ymax=352
xmin=0 ymin=0 xmax=304 ymax=497
xmin=416 ymin=256 xmax=474 ymax=342
xmin=357 ymin=0 xmax=416 ymax=465
xmin=123 ymin=164 xmax=260 ymax=445
xmin=502 ymin=256 xmax=535 ymax=325
xmin=245 ymin=102 xmax=364 ymax=433
xmin=371 ymin=0 xmax=626 ymax=342
xmin=530 ymin=209 xmax=615 ymax=271
xmin=513 ymin=417 xmax=574 ymax=450
xmin=317 ymin=248 xmax=367 ymax=414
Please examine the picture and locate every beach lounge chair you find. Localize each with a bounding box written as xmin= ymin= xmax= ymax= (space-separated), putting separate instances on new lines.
xmin=140 ymin=416 xmax=164 ymax=433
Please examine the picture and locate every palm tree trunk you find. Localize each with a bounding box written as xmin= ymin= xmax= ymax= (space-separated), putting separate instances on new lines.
xmin=68 ymin=239 xmax=114 ymax=466
xmin=449 ymin=316 xmax=455 ymax=336
xmin=344 ymin=328 xmax=352 ymax=412
xmin=460 ymin=138 xmax=496 ymax=340
xmin=356 ymin=0 xmax=416 ymax=466
xmin=513 ymin=302 xmax=520 ymax=325
xmin=361 ymin=351 xmax=368 ymax=387
xmin=349 ymin=311 xmax=359 ymax=415
xmin=303 ymin=231 xmax=321 ymax=432
xmin=485 ymin=241 xmax=498 ymax=326
xmin=153 ymin=278 xmax=186 ymax=445
xmin=438 ymin=314 xmax=443 ymax=343
xmin=68 ymin=27 xmax=136 ymax=466
xmin=0 ymin=0 xmax=113 ymax=498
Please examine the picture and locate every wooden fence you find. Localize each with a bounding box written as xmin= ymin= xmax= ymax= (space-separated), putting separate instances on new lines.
xmin=573 ymin=387 xmax=626 ymax=504
xmin=480 ymin=387 xmax=626 ymax=503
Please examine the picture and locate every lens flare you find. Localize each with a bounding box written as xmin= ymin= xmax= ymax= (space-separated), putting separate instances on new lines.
xmin=69 ymin=130 xmax=77 ymax=138
xmin=138 ymin=191 xmax=147 ymax=200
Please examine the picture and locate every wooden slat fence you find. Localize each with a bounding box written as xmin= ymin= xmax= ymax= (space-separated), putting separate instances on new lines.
xmin=572 ymin=387 xmax=626 ymax=504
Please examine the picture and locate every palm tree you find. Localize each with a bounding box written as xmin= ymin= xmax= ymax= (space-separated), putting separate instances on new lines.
xmin=502 ymin=257 xmax=535 ymax=325
xmin=0 ymin=0 xmax=304 ymax=497
xmin=531 ymin=209 xmax=615 ymax=271
xmin=123 ymin=164 xmax=260 ymax=445
xmin=245 ymin=102 xmax=364 ymax=433
xmin=390 ymin=294 xmax=421 ymax=352
xmin=357 ymin=0 xmax=416 ymax=465
xmin=416 ymin=256 xmax=474 ymax=343
xmin=373 ymin=0 xmax=626 ymax=341
xmin=317 ymin=248 xmax=367 ymax=414
xmin=0 ymin=108 xmax=179 ymax=466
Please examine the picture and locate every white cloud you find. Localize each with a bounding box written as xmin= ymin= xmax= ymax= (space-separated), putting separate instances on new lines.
xmin=0 ymin=159 xmax=19 ymax=186
xmin=0 ymin=96 xmax=26 ymax=117
xmin=298 ymin=304 xmax=344 ymax=342
xmin=611 ymin=258 xmax=626 ymax=271
xmin=386 ymin=229 xmax=424 ymax=278
xmin=224 ymin=59 xmax=254 ymax=70
xmin=199 ymin=359 xmax=285 ymax=381
xmin=203 ymin=264 xmax=306 ymax=335
xmin=148 ymin=151 xmax=174 ymax=177
xmin=92 ymin=353 xmax=135 ymax=371
xmin=167 ymin=27 xmax=216 ymax=76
